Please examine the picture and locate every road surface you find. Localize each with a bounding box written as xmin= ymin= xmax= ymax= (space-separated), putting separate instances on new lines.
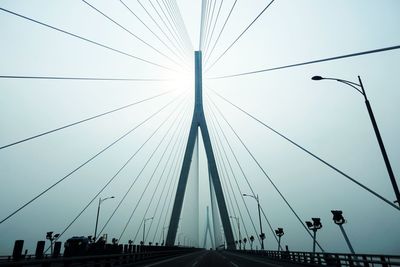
xmin=132 ymin=250 xmax=305 ymax=267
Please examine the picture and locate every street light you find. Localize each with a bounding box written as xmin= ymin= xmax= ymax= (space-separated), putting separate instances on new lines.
xmin=243 ymin=193 xmax=265 ymax=249
xmin=312 ymin=75 xmax=400 ymax=205
xmin=46 ymin=232 xmax=60 ymax=254
xmin=305 ymin=218 xmax=322 ymax=254
xmin=143 ymin=217 xmax=154 ymax=245
xmin=178 ymin=233 xmax=183 ymax=246
xmin=249 ymin=235 xmax=255 ymax=250
xmin=162 ymin=226 xmax=168 ymax=246
xmin=331 ymin=210 xmax=356 ymax=254
xmin=94 ymin=196 xmax=115 ymax=241
xmin=230 ymin=216 xmax=241 ymax=250
xmin=275 ymin=228 xmax=284 ymax=252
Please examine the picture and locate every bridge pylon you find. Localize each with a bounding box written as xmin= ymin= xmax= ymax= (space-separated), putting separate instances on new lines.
xmin=165 ymin=51 xmax=236 ymax=250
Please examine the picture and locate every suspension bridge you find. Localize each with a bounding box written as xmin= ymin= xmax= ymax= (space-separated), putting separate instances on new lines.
xmin=0 ymin=0 xmax=399 ymax=266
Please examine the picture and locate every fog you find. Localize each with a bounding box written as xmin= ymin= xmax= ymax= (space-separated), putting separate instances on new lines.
xmin=0 ymin=0 xmax=399 ymax=255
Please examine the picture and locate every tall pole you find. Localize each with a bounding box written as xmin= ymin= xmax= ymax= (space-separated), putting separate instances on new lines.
xmin=94 ymin=196 xmax=114 ymax=241
xmin=143 ymin=217 xmax=153 ymax=245
xmin=277 ymin=236 xmax=281 ymax=252
xmin=257 ymin=195 xmax=264 ymax=250
xmin=312 ymin=75 xmax=400 ymax=205
xmin=143 ymin=220 xmax=146 ymax=245
xmin=312 ymin=230 xmax=316 ymax=254
xmin=94 ymin=198 xmax=101 ymax=241
xmin=339 ymin=225 xmax=355 ymax=254
xmin=162 ymin=226 xmax=167 ymax=246
xmin=358 ymin=76 xmax=400 ymax=205
xmin=238 ymin=218 xmax=241 ymax=250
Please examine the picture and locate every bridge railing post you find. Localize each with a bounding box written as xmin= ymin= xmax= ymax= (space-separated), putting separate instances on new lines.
xmin=12 ymin=240 xmax=24 ymax=261
xmin=348 ymin=254 xmax=354 ymax=267
xmin=335 ymin=254 xmax=342 ymax=266
xmin=35 ymin=241 xmax=45 ymax=259
xmin=362 ymin=255 xmax=369 ymax=267
xmin=380 ymin=256 xmax=388 ymax=267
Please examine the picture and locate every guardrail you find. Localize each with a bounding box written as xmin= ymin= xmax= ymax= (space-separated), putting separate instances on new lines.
xmin=0 ymin=247 xmax=201 ymax=267
xmin=233 ymin=249 xmax=400 ymax=267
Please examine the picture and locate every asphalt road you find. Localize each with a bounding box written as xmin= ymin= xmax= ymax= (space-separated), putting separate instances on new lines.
xmin=133 ymin=250 xmax=304 ymax=267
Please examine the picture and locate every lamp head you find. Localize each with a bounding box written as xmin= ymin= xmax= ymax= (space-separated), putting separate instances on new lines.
xmin=305 ymin=221 xmax=313 ymax=229
xmin=331 ymin=210 xmax=345 ymax=225
xmin=46 ymin=232 xmax=53 ymax=239
xmin=275 ymin=228 xmax=284 ymax=237
xmin=312 ymin=218 xmax=322 ymax=229
xmin=311 ymin=75 xmax=324 ymax=81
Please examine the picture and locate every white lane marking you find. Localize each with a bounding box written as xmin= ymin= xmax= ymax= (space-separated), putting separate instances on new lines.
xmin=225 ymin=252 xmax=283 ymax=267
xmin=230 ymin=261 xmax=239 ymax=267
xmin=192 ymin=261 xmax=198 ymax=267
xmin=142 ymin=251 xmax=203 ymax=267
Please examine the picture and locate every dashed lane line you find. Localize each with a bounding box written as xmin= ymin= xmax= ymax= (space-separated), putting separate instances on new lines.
xmin=142 ymin=251 xmax=204 ymax=267
xmin=225 ymin=252 xmax=284 ymax=267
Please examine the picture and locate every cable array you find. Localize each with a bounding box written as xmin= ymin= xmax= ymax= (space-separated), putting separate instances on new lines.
xmin=205 ymin=0 xmax=275 ymax=72
xmin=206 ymin=92 xmax=325 ymax=252
xmin=1 ymin=0 xmax=398 ymax=253
xmin=209 ymin=45 xmax=400 ymax=79
xmin=0 ymin=8 xmax=175 ymax=71
xmin=0 ymin=93 xmax=184 ymax=225
xmin=210 ymin=89 xmax=400 ymax=212
xmin=53 ymin=94 xmax=188 ymax=244
xmin=0 ymin=91 xmax=174 ymax=150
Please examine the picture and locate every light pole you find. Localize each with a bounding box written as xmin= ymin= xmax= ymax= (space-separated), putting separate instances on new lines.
xmin=162 ymin=226 xmax=168 ymax=246
xmin=178 ymin=233 xmax=183 ymax=246
xmin=230 ymin=216 xmax=241 ymax=250
xmin=46 ymin=232 xmax=60 ymax=255
xmin=249 ymin=235 xmax=254 ymax=250
xmin=94 ymin=196 xmax=115 ymax=241
xmin=275 ymin=228 xmax=284 ymax=252
xmin=243 ymin=193 xmax=265 ymax=249
xmin=305 ymin=218 xmax=322 ymax=254
xmin=331 ymin=210 xmax=356 ymax=254
xmin=312 ymin=75 xmax=400 ymax=205
xmin=143 ymin=217 xmax=153 ymax=245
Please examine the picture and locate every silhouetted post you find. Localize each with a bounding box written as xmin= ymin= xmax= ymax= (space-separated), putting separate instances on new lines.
xmin=94 ymin=196 xmax=115 ymax=241
xmin=12 ymin=240 xmax=24 ymax=260
xmin=305 ymin=218 xmax=322 ymax=254
xmin=53 ymin=242 xmax=61 ymax=258
xmin=243 ymin=193 xmax=265 ymax=249
xmin=312 ymin=75 xmax=400 ymax=205
xmin=275 ymin=228 xmax=284 ymax=252
xmin=35 ymin=241 xmax=45 ymax=259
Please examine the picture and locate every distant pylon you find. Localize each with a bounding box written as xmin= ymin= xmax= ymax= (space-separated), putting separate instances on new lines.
xmin=165 ymin=51 xmax=235 ymax=249
xmin=203 ymin=206 xmax=214 ymax=248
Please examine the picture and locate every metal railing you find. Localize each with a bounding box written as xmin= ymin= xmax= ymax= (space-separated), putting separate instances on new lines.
xmin=0 ymin=247 xmax=202 ymax=267
xmin=232 ymin=249 xmax=400 ymax=267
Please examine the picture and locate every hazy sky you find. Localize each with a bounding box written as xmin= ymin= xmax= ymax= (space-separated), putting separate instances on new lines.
xmin=1 ymin=0 xmax=399 ymax=255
